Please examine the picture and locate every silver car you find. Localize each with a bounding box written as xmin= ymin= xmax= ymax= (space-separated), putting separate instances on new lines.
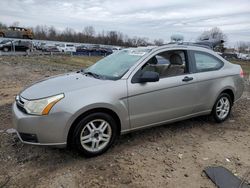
xmin=12 ymin=43 xmax=244 ymax=157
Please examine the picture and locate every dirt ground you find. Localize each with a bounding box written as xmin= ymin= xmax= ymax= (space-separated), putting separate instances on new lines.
xmin=0 ymin=56 xmax=250 ymax=188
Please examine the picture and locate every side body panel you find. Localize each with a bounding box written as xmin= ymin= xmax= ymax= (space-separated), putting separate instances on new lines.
xmin=127 ymin=74 xmax=199 ymax=129
xmin=188 ymin=50 xmax=244 ymax=113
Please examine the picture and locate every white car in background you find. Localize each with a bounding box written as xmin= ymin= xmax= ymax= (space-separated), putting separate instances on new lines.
xmin=57 ymin=43 xmax=76 ymax=53
xmin=238 ymin=53 xmax=250 ymax=60
xmin=112 ymin=47 xmax=122 ymax=53
xmin=242 ymin=54 xmax=250 ymax=60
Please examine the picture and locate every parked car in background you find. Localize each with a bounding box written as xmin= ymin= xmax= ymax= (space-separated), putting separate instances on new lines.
xmin=0 ymin=39 xmax=12 ymax=46
xmin=13 ymin=42 xmax=244 ymax=157
xmin=221 ymin=52 xmax=238 ymax=59
xmin=88 ymin=45 xmax=113 ymax=56
xmin=57 ymin=43 xmax=76 ymax=52
xmin=0 ymin=40 xmax=32 ymax=52
xmin=112 ymin=47 xmax=122 ymax=53
xmin=237 ymin=53 xmax=250 ymax=60
xmin=76 ymin=45 xmax=113 ymax=56
xmin=76 ymin=45 xmax=88 ymax=53
xmin=33 ymin=41 xmax=45 ymax=51
xmin=96 ymin=47 xmax=113 ymax=56
xmin=0 ymin=27 xmax=33 ymax=39
xmin=241 ymin=54 xmax=250 ymax=60
xmin=37 ymin=43 xmax=47 ymax=51
xmin=42 ymin=44 xmax=60 ymax=52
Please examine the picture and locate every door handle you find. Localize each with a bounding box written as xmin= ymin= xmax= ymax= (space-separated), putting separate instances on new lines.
xmin=182 ymin=76 xmax=193 ymax=82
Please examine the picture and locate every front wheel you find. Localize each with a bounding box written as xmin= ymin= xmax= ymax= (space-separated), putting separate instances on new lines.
xmin=72 ymin=112 xmax=118 ymax=157
xmin=3 ymin=47 xmax=9 ymax=52
xmin=212 ymin=93 xmax=232 ymax=123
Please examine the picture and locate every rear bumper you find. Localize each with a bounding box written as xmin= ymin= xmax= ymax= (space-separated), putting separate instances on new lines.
xmin=12 ymin=102 xmax=71 ymax=147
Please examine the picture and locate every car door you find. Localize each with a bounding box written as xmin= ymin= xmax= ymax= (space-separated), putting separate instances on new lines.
xmin=127 ymin=49 xmax=199 ymax=130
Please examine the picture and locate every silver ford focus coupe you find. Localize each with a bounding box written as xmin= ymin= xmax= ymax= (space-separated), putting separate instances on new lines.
xmin=12 ymin=43 xmax=244 ymax=157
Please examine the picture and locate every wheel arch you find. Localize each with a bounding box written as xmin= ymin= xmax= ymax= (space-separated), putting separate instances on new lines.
xmin=221 ymin=89 xmax=235 ymax=103
xmin=67 ymin=107 xmax=121 ymax=146
xmin=216 ymin=88 xmax=235 ymax=104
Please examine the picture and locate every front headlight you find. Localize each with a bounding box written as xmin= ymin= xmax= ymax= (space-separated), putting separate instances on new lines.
xmin=23 ymin=94 xmax=64 ymax=115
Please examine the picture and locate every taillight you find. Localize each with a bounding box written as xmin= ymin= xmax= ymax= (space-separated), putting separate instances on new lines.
xmin=240 ymin=68 xmax=244 ymax=78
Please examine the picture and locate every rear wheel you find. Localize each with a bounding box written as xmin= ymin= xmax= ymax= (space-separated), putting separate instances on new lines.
xmin=212 ymin=93 xmax=232 ymax=123
xmin=72 ymin=112 xmax=118 ymax=157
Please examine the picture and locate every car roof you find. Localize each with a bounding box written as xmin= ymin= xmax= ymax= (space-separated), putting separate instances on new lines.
xmin=133 ymin=43 xmax=215 ymax=54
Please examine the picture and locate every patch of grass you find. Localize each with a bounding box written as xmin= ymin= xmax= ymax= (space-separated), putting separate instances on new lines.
xmin=50 ymin=56 xmax=102 ymax=67
xmin=0 ymin=55 xmax=102 ymax=69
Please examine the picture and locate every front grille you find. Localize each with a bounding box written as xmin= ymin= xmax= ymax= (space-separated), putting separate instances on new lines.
xmin=16 ymin=104 xmax=27 ymax=113
xmin=19 ymin=132 xmax=38 ymax=143
xmin=16 ymin=95 xmax=27 ymax=114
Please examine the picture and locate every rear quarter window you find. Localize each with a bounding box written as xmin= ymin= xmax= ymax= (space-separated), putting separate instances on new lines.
xmin=193 ymin=51 xmax=223 ymax=72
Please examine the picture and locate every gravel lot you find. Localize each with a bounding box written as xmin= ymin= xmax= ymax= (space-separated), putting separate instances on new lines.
xmin=0 ymin=56 xmax=250 ymax=188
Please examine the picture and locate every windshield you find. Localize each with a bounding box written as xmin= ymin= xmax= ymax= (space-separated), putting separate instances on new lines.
xmin=0 ymin=40 xmax=12 ymax=44
xmin=85 ymin=48 xmax=150 ymax=80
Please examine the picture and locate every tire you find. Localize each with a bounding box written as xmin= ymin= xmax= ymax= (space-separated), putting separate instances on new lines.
xmin=72 ymin=112 xmax=118 ymax=157
xmin=0 ymin=33 xmax=4 ymax=37
xmin=212 ymin=93 xmax=232 ymax=123
xmin=3 ymin=47 xmax=9 ymax=52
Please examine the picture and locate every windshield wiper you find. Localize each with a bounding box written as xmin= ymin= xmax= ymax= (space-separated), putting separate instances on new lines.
xmin=84 ymin=71 xmax=102 ymax=79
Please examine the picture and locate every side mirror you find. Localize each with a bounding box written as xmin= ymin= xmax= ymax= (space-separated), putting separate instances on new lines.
xmin=139 ymin=71 xmax=159 ymax=83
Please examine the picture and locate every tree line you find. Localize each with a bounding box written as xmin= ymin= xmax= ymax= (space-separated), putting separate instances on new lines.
xmin=1 ymin=21 xmax=249 ymax=52
xmin=0 ymin=22 xmax=165 ymax=47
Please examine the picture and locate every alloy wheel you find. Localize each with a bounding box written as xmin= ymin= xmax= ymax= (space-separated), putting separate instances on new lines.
xmin=80 ymin=119 xmax=112 ymax=152
xmin=216 ymin=96 xmax=230 ymax=120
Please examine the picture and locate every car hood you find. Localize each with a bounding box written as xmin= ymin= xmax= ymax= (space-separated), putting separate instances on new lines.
xmin=20 ymin=72 xmax=110 ymax=99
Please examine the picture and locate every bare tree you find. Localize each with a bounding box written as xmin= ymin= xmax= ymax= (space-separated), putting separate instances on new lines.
xmin=83 ymin=26 xmax=95 ymax=37
xmin=137 ymin=37 xmax=149 ymax=46
xmin=33 ymin=25 xmax=48 ymax=40
xmin=154 ymin=38 xmax=164 ymax=46
xmin=48 ymin=26 xmax=57 ymax=40
xmin=198 ymin=27 xmax=227 ymax=52
xmin=11 ymin=21 xmax=20 ymax=27
xmin=0 ymin=22 xmax=7 ymax=29
xmin=19 ymin=22 xmax=154 ymax=47
xmin=198 ymin=27 xmax=227 ymax=41
xmin=171 ymin=34 xmax=184 ymax=43
xmin=237 ymin=41 xmax=250 ymax=53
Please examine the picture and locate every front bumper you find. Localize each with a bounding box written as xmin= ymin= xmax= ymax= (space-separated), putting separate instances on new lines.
xmin=12 ymin=102 xmax=71 ymax=147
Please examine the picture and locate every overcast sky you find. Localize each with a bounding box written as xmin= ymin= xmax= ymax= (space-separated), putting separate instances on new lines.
xmin=1 ymin=0 xmax=250 ymax=46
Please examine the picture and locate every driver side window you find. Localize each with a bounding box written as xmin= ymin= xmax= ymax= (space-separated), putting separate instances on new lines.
xmin=141 ymin=50 xmax=188 ymax=78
